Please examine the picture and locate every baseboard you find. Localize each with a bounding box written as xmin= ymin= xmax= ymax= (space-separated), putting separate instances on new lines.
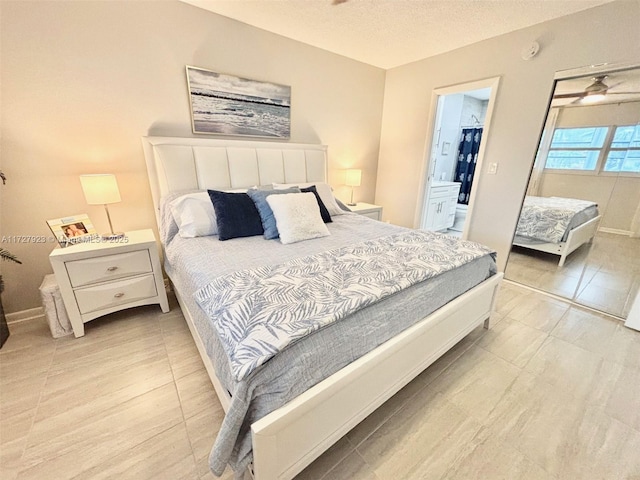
xmin=6 ymin=307 xmax=45 ymax=324
xmin=598 ymin=227 xmax=632 ymax=236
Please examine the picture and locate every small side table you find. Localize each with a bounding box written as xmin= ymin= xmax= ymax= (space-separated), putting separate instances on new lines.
xmin=49 ymin=229 xmax=169 ymax=337
xmin=349 ymin=202 xmax=383 ymax=221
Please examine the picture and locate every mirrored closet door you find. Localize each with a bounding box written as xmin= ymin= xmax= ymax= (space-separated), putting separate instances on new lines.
xmin=505 ymin=64 xmax=640 ymax=319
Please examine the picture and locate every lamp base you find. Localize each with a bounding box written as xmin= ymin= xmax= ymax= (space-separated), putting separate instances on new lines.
xmin=347 ymin=202 xmax=357 ymax=206
xmin=101 ymin=232 xmax=125 ymax=240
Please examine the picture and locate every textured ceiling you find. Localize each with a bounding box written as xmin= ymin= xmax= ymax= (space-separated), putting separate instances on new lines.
xmin=181 ymin=0 xmax=614 ymax=69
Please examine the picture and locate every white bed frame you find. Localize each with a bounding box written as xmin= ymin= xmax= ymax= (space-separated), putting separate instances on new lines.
xmin=142 ymin=136 xmax=503 ymax=480
xmin=512 ymin=215 xmax=601 ymax=267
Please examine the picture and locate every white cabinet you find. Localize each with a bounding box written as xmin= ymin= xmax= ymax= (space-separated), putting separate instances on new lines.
xmin=49 ymin=229 xmax=170 ymax=337
xmin=423 ymin=182 xmax=461 ymax=232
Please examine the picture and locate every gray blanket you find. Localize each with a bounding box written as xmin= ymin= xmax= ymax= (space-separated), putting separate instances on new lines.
xmin=160 ymin=200 xmax=496 ymax=475
xmin=195 ymin=230 xmax=494 ymax=382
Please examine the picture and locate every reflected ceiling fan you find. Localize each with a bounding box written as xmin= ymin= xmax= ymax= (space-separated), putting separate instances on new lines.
xmin=553 ymin=75 xmax=640 ymax=103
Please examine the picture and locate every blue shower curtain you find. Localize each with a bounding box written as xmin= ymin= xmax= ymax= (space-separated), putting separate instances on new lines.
xmin=455 ymin=127 xmax=483 ymax=205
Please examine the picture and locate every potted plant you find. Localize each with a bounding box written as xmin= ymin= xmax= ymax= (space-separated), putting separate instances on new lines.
xmin=1 ymin=171 xmax=22 ymax=348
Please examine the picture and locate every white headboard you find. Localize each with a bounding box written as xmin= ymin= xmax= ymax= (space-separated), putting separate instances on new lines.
xmin=141 ymin=136 xmax=328 ymax=227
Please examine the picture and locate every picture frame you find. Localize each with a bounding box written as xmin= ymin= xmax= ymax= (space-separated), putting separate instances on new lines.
xmin=47 ymin=214 xmax=97 ymax=247
xmin=186 ymin=65 xmax=291 ymax=138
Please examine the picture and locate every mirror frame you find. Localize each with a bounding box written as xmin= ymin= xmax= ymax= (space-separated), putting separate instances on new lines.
xmin=507 ymin=60 xmax=640 ymax=263
xmin=505 ymin=61 xmax=640 ymax=317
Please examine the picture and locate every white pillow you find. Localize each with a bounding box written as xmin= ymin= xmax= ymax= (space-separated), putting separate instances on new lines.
xmin=273 ymin=182 xmax=345 ymax=216
xmin=169 ymin=192 xmax=217 ymax=238
xmin=266 ymin=193 xmax=330 ymax=244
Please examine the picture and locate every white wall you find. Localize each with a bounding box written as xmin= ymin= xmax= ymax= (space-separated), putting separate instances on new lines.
xmin=376 ymin=0 xmax=640 ymax=271
xmin=540 ymin=174 xmax=640 ymax=231
xmin=0 ymin=1 xmax=385 ymax=313
xmin=555 ymin=100 xmax=640 ymax=127
xmin=433 ymin=94 xmax=464 ymax=182
xmin=460 ymin=96 xmax=487 ymax=129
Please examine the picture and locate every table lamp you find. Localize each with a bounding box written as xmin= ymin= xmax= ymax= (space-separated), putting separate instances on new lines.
xmin=79 ymin=174 xmax=124 ymax=239
xmin=345 ymin=169 xmax=362 ymax=206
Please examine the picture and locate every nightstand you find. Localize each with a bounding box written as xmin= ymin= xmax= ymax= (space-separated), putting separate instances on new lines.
xmin=349 ymin=202 xmax=383 ymax=221
xmin=49 ymin=229 xmax=170 ymax=337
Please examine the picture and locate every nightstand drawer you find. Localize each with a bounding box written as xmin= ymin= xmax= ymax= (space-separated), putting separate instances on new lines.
xmin=66 ymin=250 xmax=153 ymax=287
xmin=74 ymin=274 xmax=158 ymax=314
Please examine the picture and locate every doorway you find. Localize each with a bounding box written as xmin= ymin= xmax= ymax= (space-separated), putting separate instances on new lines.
xmin=417 ymin=77 xmax=500 ymax=239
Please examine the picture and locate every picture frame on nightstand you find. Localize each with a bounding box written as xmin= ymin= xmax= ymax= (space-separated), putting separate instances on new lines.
xmin=47 ymin=214 xmax=97 ymax=247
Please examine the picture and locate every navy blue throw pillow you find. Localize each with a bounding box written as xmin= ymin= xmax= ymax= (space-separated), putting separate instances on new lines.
xmin=301 ymin=185 xmax=332 ymax=223
xmin=207 ymin=190 xmax=264 ymax=241
xmin=247 ymin=187 xmax=300 ymax=240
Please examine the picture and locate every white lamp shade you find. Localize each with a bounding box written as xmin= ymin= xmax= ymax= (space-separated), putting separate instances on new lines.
xmin=80 ymin=174 xmax=121 ymax=205
xmin=345 ymin=169 xmax=362 ymax=187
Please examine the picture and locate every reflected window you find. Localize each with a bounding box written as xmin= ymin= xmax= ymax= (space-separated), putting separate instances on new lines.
xmin=604 ymin=125 xmax=640 ymax=172
xmin=545 ymin=127 xmax=608 ymax=170
xmin=545 ymin=124 xmax=640 ymax=174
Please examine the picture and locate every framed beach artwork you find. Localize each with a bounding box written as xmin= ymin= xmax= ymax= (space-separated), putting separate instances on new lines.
xmin=47 ymin=214 xmax=97 ymax=247
xmin=186 ymin=66 xmax=291 ymax=138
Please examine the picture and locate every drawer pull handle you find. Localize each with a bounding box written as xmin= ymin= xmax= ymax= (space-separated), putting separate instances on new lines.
xmin=107 ymin=266 xmax=119 ymax=272
xmin=113 ymin=292 xmax=125 ymax=299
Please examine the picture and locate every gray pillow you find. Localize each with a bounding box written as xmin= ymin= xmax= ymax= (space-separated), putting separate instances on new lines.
xmin=247 ymin=187 xmax=300 ymax=239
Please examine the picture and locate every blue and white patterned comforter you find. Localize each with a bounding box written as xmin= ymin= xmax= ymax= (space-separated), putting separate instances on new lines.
xmin=195 ymin=230 xmax=494 ymax=382
xmin=161 ymin=199 xmax=496 ymax=474
xmin=516 ymin=196 xmax=597 ymax=244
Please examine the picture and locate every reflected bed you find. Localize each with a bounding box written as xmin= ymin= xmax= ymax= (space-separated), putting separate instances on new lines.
xmin=513 ymin=196 xmax=601 ymax=266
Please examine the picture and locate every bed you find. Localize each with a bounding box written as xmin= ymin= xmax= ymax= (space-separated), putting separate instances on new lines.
xmin=142 ymin=136 xmax=502 ymax=480
xmin=512 ymin=196 xmax=601 ymax=267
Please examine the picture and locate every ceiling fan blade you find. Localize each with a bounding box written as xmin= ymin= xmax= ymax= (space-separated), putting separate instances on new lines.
xmin=553 ymin=92 xmax=585 ymax=99
xmin=606 ymin=91 xmax=640 ymax=95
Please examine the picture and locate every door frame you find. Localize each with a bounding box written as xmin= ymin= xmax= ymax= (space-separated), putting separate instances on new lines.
xmin=414 ymin=76 xmax=501 ymax=239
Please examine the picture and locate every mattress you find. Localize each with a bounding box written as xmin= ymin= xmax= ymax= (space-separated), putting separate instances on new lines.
xmin=160 ymin=200 xmax=497 ymax=474
xmin=515 ymin=196 xmax=599 ymax=244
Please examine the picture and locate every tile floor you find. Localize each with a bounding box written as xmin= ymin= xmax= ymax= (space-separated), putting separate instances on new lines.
xmin=505 ymin=231 xmax=640 ymax=318
xmin=1 ymin=284 xmax=640 ymax=480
